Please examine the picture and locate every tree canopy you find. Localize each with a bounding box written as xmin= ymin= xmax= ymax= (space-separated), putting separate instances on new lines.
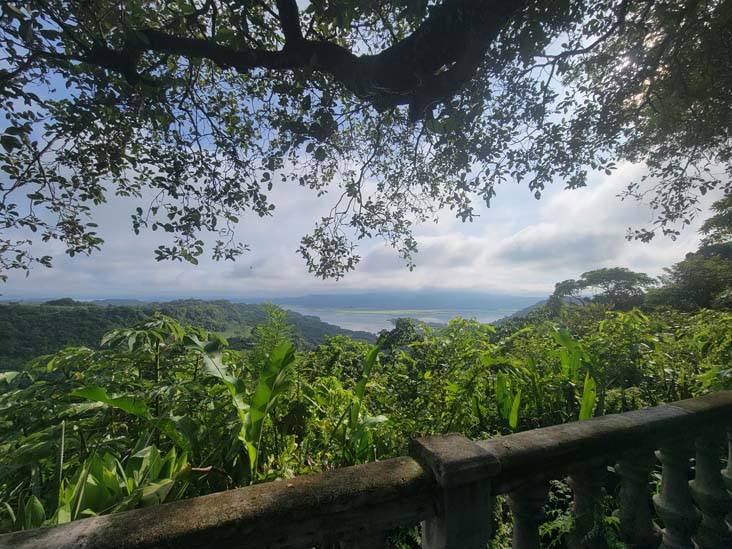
xmin=700 ymin=193 xmax=732 ymax=248
xmin=646 ymin=194 xmax=732 ymax=310
xmin=553 ymin=267 xmax=656 ymax=310
xmin=1 ymin=0 xmax=730 ymax=279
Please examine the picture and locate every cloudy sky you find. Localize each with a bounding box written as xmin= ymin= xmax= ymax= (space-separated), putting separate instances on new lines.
xmin=2 ymin=160 xmax=712 ymax=300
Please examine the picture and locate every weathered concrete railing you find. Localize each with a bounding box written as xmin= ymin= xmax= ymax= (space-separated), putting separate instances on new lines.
xmin=3 ymin=391 xmax=732 ymax=548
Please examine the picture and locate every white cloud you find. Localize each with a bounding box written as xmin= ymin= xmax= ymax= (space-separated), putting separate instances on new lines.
xmin=1 ymin=162 xmax=714 ymax=299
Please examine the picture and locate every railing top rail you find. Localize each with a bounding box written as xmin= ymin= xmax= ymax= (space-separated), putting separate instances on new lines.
xmin=0 ymin=457 xmax=435 ymax=549
xmin=3 ymin=391 xmax=732 ymax=548
xmin=479 ymin=391 xmax=732 ymax=493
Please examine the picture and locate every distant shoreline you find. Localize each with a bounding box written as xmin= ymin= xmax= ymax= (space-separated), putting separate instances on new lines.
xmin=281 ymin=304 xmax=535 ymax=333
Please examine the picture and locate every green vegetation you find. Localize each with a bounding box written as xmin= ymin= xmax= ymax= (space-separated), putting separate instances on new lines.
xmin=0 ymin=300 xmax=375 ymax=370
xmin=2 ymin=198 xmax=732 ymax=545
xmin=3 ymin=302 xmax=732 ymax=544
xmin=552 ymin=267 xmax=657 ymax=311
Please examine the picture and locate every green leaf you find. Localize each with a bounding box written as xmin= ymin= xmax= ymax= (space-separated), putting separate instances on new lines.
xmin=55 ymin=503 xmax=71 ymax=525
xmin=553 ymin=328 xmax=582 ymax=382
xmin=1 ymin=502 xmax=16 ymax=526
xmin=71 ymin=387 xmax=150 ymax=420
xmin=579 ymin=372 xmax=597 ymax=421
xmin=551 ymin=327 xmax=574 ymax=348
xmin=140 ymin=479 xmax=174 ymax=507
xmin=184 ymin=335 xmax=234 ymax=384
xmin=1 ymin=134 xmax=21 ymax=152
xmin=0 ymin=371 xmax=19 ymax=384
xmin=361 ymin=414 xmax=387 ymax=428
xmin=23 ymin=496 xmax=45 ymax=530
xmin=154 ymin=417 xmax=192 ymax=452
xmin=495 ymin=373 xmax=511 ymax=419
xmin=424 ymin=118 xmax=444 ymax=134
xmin=243 ymin=341 xmax=296 ymax=474
xmin=18 ymin=19 xmax=33 ymax=44
xmin=350 ymin=344 xmax=381 ymax=432
xmin=509 ymin=389 xmax=521 ymax=430
xmin=355 ymin=344 xmax=380 ymax=402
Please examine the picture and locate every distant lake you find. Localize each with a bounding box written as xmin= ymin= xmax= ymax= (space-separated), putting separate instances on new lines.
xmin=281 ymin=305 xmax=525 ymax=333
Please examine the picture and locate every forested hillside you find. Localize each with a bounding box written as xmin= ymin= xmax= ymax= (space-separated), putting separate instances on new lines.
xmin=0 ymin=300 xmax=375 ymax=370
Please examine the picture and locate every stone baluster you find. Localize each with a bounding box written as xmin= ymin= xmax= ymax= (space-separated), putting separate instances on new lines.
xmin=410 ymin=434 xmax=499 ymax=549
xmin=689 ymin=432 xmax=732 ymax=548
xmin=567 ymin=462 xmax=609 ymax=549
xmin=721 ymin=428 xmax=732 ymax=531
xmin=507 ymin=479 xmax=549 ymax=549
xmin=615 ymin=452 xmax=660 ymax=548
xmin=653 ymin=442 xmax=700 ymax=549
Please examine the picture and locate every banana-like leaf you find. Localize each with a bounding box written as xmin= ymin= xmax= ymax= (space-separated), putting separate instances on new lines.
xmin=242 ymin=342 xmax=296 ymax=474
xmin=184 ymin=335 xmax=234 ymax=384
xmin=495 ymin=373 xmax=511 ymax=420
xmin=579 ymin=372 xmax=597 ymax=420
xmin=509 ymin=389 xmax=522 ymax=430
xmin=184 ymin=334 xmax=248 ymax=424
xmin=553 ymin=328 xmax=582 ymax=382
xmin=23 ymin=495 xmax=45 ymax=530
xmin=350 ymin=344 xmax=380 ymax=428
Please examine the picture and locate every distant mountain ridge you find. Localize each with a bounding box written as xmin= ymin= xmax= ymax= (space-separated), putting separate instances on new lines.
xmin=496 ymin=298 xmax=548 ymax=322
xmin=493 ymin=295 xmax=590 ymax=325
xmin=0 ymin=299 xmax=375 ymax=371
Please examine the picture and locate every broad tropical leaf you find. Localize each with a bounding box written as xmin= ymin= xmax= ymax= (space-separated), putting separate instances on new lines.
xmin=579 ymin=373 xmax=597 ymax=421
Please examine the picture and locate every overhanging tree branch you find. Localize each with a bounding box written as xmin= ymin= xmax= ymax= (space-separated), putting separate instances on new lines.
xmin=75 ymin=0 xmax=527 ymax=118
xmin=3 ymin=0 xmax=727 ymax=279
xmin=275 ymin=0 xmax=303 ymax=45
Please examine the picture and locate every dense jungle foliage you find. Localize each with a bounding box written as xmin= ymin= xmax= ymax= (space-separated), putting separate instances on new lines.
xmin=2 ymin=300 xmax=732 ymax=546
xmin=0 ymin=299 xmax=375 ymax=370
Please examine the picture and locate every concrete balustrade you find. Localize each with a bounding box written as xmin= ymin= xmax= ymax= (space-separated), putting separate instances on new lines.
xmin=506 ymin=478 xmax=548 ymax=549
xmin=615 ymin=451 xmax=658 ymax=548
xmin=654 ymin=442 xmax=699 ymax=549
xmin=723 ymin=428 xmax=732 ymax=532
xmin=690 ymin=432 xmax=732 ymax=548
xmin=567 ymin=462 xmax=609 ymax=548
xmin=3 ymin=392 xmax=732 ymax=548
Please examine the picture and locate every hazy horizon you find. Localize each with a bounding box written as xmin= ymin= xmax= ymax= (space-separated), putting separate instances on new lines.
xmin=1 ymin=162 xmax=719 ymax=300
xmin=1 ymin=288 xmax=547 ymax=303
xmin=0 ymin=290 xmax=546 ymax=333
